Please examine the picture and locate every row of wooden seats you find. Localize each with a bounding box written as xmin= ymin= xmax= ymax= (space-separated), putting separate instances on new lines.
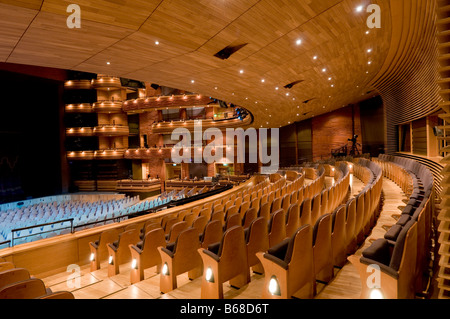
xmin=258 ymin=161 xmax=383 ymax=298
xmin=88 ymin=178 xmax=274 ymax=278
xmin=127 ymin=179 xmax=277 ymax=288
xmin=88 ymin=165 xmax=350 ymax=298
xmin=350 ymin=155 xmax=434 ymax=299
xmin=0 ymin=259 xmax=74 ymax=299
xmin=193 ymin=164 xmax=351 ymax=298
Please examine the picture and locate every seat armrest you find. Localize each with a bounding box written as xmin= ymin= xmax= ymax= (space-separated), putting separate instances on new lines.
xmin=360 ymin=257 xmax=399 ymax=280
xmin=160 ymin=246 xmax=175 ymax=258
xmin=130 ymin=245 xmax=143 ymax=255
xmin=263 ymin=253 xmax=289 ymax=270
xmin=202 ymin=248 xmax=220 ymax=262
xmin=107 ymin=243 xmax=118 ymax=253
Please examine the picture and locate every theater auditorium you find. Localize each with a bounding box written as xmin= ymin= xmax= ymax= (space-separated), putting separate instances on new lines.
xmin=0 ymin=0 xmax=448 ymax=302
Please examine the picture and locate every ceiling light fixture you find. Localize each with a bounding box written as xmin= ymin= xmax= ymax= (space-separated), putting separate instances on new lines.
xmin=356 ymin=5 xmax=364 ymax=12
xmin=296 ymin=39 xmax=302 ymax=45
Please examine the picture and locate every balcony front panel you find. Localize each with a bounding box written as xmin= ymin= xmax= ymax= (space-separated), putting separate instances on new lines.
xmin=64 ymin=80 xmax=92 ymax=90
xmin=92 ymin=101 xmax=123 ymax=113
xmin=67 ymin=151 xmax=95 ymax=160
xmin=66 ymin=127 xmax=95 ymax=137
xmin=123 ymin=95 xmax=215 ymax=112
xmin=151 ymin=116 xmax=252 ymax=134
xmin=65 ymin=103 xmax=94 ymax=113
xmin=91 ymin=77 xmax=122 ymax=89
xmin=93 ymin=125 xmax=130 ymax=136
xmin=67 ymin=149 xmax=125 ymax=160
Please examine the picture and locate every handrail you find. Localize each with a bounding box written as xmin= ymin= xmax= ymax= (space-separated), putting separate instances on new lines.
xmin=11 ymin=218 xmax=74 ymax=246
xmin=0 ymin=240 xmax=11 ymax=248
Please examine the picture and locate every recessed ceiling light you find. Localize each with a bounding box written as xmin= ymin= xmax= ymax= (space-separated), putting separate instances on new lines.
xmin=214 ymin=86 xmax=218 ymax=89
xmin=261 ymin=79 xmax=265 ymax=83
xmin=275 ymin=87 xmax=279 ymax=90
xmin=296 ymin=39 xmax=302 ymax=45
xmin=366 ymin=31 xmax=370 ymax=35
xmin=367 ymin=49 xmax=372 ymax=53
xmin=297 ymin=114 xmax=300 ymax=116
xmin=286 ymin=93 xmax=290 ymax=96
xmin=239 ymin=69 xmax=244 ymax=74
xmin=106 ymin=62 xmax=111 ymax=65
xmin=155 ymin=41 xmax=160 ymax=45
xmin=313 ymin=56 xmax=318 ymax=60
xmin=322 ymin=68 xmax=327 ymax=72
xmin=356 ymin=5 xmax=364 ymax=12
xmin=331 ymin=84 xmax=334 ymax=87
xmin=368 ymin=61 xmax=372 ymax=65
xmin=191 ymin=80 xmax=195 ymax=84
xmin=328 ymin=77 xmax=332 ymax=81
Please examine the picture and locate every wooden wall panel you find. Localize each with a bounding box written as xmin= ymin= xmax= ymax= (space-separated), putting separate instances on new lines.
xmin=370 ymin=0 xmax=442 ymax=154
xmin=436 ymin=0 xmax=450 ymax=300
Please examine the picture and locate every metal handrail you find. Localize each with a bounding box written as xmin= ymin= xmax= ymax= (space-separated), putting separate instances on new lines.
xmin=11 ymin=219 xmax=74 ymax=246
xmin=0 ymin=240 xmax=11 ymax=248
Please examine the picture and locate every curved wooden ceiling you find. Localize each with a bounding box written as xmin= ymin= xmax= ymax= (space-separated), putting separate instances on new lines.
xmin=0 ymin=0 xmax=394 ymax=128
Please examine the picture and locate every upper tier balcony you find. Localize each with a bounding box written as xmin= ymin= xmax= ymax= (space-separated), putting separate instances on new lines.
xmin=123 ymin=94 xmax=215 ymax=112
xmin=91 ymin=76 xmax=122 ymax=89
xmin=150 ymin=114 xmax=253 ymax=134
xmin=92 ymin=101 xmax=124 ymax=113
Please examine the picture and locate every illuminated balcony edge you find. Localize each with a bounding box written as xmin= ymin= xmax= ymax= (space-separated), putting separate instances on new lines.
xmin=66 ymin=126 xmax=130 ymax=137
xmin=64 ymin=80 xmax=93 ymax=90
xmin=92 ymin=101 xmax=124 ymax=113
xmin=91 ymin=76 xmax=123 ymax=89
xmin=67 ymin=149 xmax=126 ymax=160
xmin=150 ymin=116 xmax=253 ymax=133
xmin=65 ymin=103 xmax=94 ymax=113
xmin=123 ymin=94 xmax=216 ymax=111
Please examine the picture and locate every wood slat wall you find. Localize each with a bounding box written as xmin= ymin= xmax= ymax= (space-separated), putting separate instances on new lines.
xmin=436 ymin=0 xmax=450 ymax=300
xmin=370 ymin=0 xmax=442 ymax=154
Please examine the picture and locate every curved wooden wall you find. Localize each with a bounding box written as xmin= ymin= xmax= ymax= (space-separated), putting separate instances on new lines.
xmin=370 ymin=0 xmax=442 ymax=154
xmin=436 ymin=0 xmax=450 ymax=300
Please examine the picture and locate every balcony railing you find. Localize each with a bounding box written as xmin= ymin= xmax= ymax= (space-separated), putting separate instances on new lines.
xmin=91 ymin=76 xmax=122 ymax=89
xmin=67 ymin=149 xmax=126 ymax=160
xmin=93 ymin=125 xmax=129 ymax=136
xmin=65 ymin=103 xmax=94 ymax=113
xmin=123 ymin=94 xmax=216 ymax=112
xmin=66 ymin=127 xmax=94 ymax=137
xmin=150 ymin=115 xmax=252 ymax=134
xmin=92 ymin=101 xmax=123 ymax=113
xmin=64 ymin=80 xmax=92 ymax=90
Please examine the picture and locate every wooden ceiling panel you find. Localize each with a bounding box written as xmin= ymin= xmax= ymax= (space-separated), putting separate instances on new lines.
xmin=0 ymin=0 xmax=397 ymax=128
xmin=139 ymin=0 xmax=260 ymax=51
xmin=7 ymin=11 xmax=134 ymax=69
xmin=74 ymin=32 xmax=191 ymax=77
xmin=0 ymin=0 xmax=42 ymax=11
xmin=40 ymin=0 xmax=161 ymax=30
xmin=0 ymin=3 xmax=38 ymax=61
